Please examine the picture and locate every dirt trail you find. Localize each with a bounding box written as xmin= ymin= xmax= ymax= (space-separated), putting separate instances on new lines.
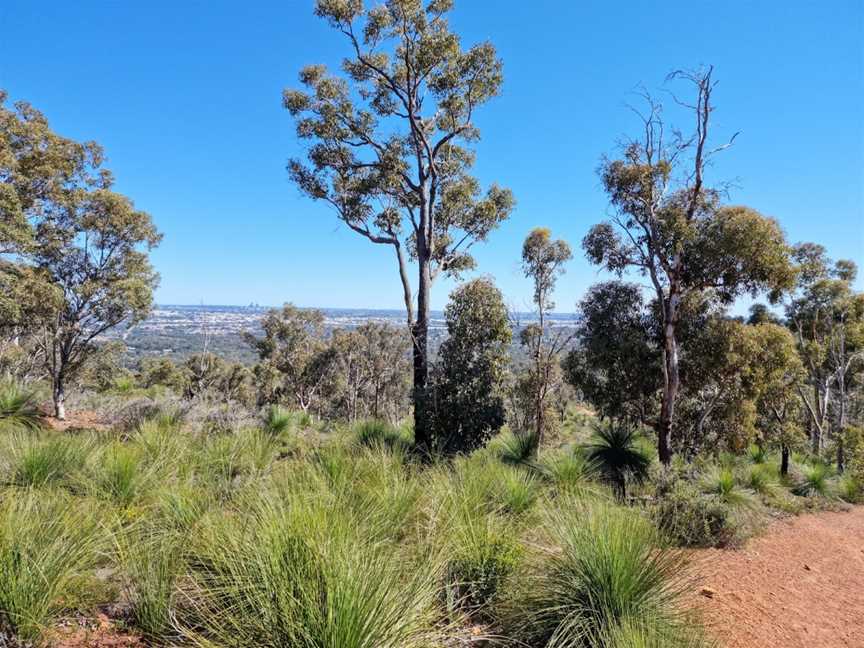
xmin=691 ymin=506 xmax=864 ymax=648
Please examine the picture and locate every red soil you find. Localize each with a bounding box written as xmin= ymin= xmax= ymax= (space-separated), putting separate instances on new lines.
xmin=691 ymin=506 xmax=864 ymax=648
xmin=42 ymin=409 xmax=107 ymax=432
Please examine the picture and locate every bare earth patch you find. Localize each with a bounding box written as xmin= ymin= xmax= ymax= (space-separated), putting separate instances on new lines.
xmin=691 ymin=506 xmax=864 ymax=648
xmin=41 ymin=408 xmax=108 ymax=432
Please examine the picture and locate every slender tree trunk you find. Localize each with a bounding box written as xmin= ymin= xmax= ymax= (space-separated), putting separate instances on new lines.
xmin=837 ymin=370 xmax=847 ymax=472
xmin=658 ymin=318 xmax=679 ymax=466
xmin=53 ymin=372 xmax=66 ymax=420
xmin=412 ymin=255 xmax=432 ymax=451
xmin=780 ymin=444 xmax=790 ymax=477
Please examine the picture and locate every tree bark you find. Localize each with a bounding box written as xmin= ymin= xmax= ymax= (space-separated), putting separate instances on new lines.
xmin=412 ymin=255 xmax=432 ymax=452
xmin=53 ymin=374 xmax=66 ymax=420
xmin=780 ymin=444 xmax=790 ymax=477
xmin=658 ymin=309 xmax=679 ymax=465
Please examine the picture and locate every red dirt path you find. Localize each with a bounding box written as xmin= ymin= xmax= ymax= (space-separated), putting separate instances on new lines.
xmin=691 ymin=506 xmax=864 ymax=648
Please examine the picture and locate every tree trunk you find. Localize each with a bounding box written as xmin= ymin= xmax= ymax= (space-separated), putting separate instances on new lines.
xmin=53 ymin=375 xmax=66 ymax=420
xmin=780 ymin=444 xmax=790 ymax=477
xmin=658 ymin=317 xmax=679 ymax=466
xmin=412 ymin=256 xmax=432 ymax=452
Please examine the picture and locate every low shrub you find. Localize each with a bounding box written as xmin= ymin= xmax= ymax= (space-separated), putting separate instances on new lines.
xmin=0 ymin=490 xmax=101 ymax=643
xmin=505 ymin=499 xmax=705 ymax=647
xmin=4 ymin=434 xmax=91 ymax=489
xmin=0 ymin=382 xmax=44 ymax=432
xmin=652 ymin=480 xmax=738 ymax=548
xmin=498 ymin=429 xmax=539 ymax=465
xmin=791 ymin=462 xmax=833 ymax=498
xmin=178 ymin=491 xmax=443 ymax=648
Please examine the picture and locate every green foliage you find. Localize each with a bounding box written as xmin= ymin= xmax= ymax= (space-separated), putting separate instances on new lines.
xmin=652 ymin=479 xmax=737 ymax=548
xmin=838 ymin=475 xmax=862 ymax=504
xmin=565 ymin=282 xmax=659 ymax=423
xmin=116 ymin=521 xmax=186 ymax=641
xmin=89 ymin=442 xmax=155 ymax=507
xmin=498 ymin=428 xmax=540 ymax=465
xmin=584 ymin=423 xmax=651 ymax=500
xmin=0 ymin=490 xmax=101 ymax=642
xmin=507 ymin=499 xmax=702 ymax=647
xmin=180 ymin=490 xmax=442 ymax=648
xmin=0 ymin=381 xmax=44 ymax=432
xmin=4 ymin=434 xmax=91 ymax=488
xmin=700 ymin=467 xmax=756 ymax=510
xmin=261 ymin=404 xmax=294 ymax=437
xmin=353 ymin=419 xmax=410 ymax=452
xmin=791 ymin=462 xmax=833 ymax=498
xmin=440 ymin=483 xmax=523 ymax=618
xmin=747 ymin=444 xmax=767 ymax=464
xmin=429 ymin=278 xmax=512 ymax=455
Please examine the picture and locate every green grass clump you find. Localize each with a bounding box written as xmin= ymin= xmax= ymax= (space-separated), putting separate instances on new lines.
xmin=0 ymin=382 xmax=44 ymax=432
xmin=837 ymin=475 xmax=862 ymax=503
xmin=498 ymin=429 xmax=540 ymax=465
xmin=791 ymin=462 xmax=833 ymax=498
xmin=0 ymin=490 xmax=101 ymax=643
xmin=89 ymin=442 xmax=156 ymax=507
xmin=700 ymin=467 xmax=756 ymax=510
xmin=116 ymin=522 xmax=186 ymax=641
xmin=746 ymin=444 xmax=767 ymax=464
xmin=261 ymin=404 xmax=293 ymax=437
xmin=746 ymin=464 xmax=778 ymax=496
xmin=505 ymin=499 xmax=704 ymax=647
xmin=353 ymin=419 xmax=411 ymax=452
xmin=4 ymin=434 xmax=91 ymax=488
xmin=179 ymin=490 xmax=443 ymax=648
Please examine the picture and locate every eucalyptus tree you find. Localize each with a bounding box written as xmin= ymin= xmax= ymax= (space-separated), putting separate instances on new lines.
xmin=282 ymin=0 xmax=514 ymax=449
xmin=520 ymin=227 xmax=572 ymax=445
xmin=245 ymin=304 xmax=337 ymax=415
xmin=786 ymin=246 xmax=864 ymax=467
xmin=582 ymin=67 xmax=795 ymax=463
xmin=0 ymin=94 xmax=161 ymax=418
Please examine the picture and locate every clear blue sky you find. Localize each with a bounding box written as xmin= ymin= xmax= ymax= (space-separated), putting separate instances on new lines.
xmin=2 ymin=1 xmax=862 ymax=311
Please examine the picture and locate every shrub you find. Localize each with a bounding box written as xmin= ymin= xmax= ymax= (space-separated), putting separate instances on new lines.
xmin=652 ymin=481 xmax=737 ymax=548
xmin=498 ymin=429 xmax=540 ymax=465
xmin=791 ymin=462 xmax=833 ymax=498
xmin=540 ymin=451 xmax=594 ymax=495
xmin=261 ymin=404 xmax=293 ymax=437
xmin=700 ymin=466 xmax=756 ymax=510
xmin=116 ymin=522 xmax=185 ymax=641
xmin=353 ymin=419 xmax=410 ymax=452
xmin=838 ymin=475 xmax=863 ymax=504
xmin=442 ymin=503 xmax=522 ymax=618
xmin=5 ymin=434 xmax=91 ymax=488
xmin=746 ymin=443 xmax=767 ymax=464
xmin=506 ymin=499 xmax=704 ymax=647
xmin=0 ymin=382 xmax=44 ymax=432
xmin=178 ymin=491 xmax=442 ymax=648
xmin=89 ymin=442 xmax=155 ymax=507
xmin=746 ymin=464 xmax=778 ymax=496
xmin=0 ymin=491 xmax=101 ymax=642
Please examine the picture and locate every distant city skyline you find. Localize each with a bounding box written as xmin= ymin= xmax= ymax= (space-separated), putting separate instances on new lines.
xmin=2 ymin=1 xmax=861 ymax=310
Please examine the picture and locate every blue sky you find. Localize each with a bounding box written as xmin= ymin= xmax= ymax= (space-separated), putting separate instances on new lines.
xmin=1 ymin=1 xmax=862 ymax=311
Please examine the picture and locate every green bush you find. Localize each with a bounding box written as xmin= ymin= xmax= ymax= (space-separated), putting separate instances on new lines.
xmin=791 ymin=462 xmax=833 ymax=498
xmin=0 ymin=382 xmax=44 ymax=432
xmin=178 ymin=490 xmax=442 ymax=648
xmin=0 ymin=490 xmax=101 ymax=642
xmin=116 ymin=522 xmax=186 ymax=641
xmin=652 ymin=480 xmax=737 ymax=548
xmin=4 ymin=434 xmax=91 ymax=488
xmin=506 ymin=499 xmax=705 ymax=647
xmin=498 ymin=429 xmax=540 ymax=465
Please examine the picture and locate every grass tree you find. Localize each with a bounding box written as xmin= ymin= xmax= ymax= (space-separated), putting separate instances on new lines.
xmin=583 ymin=423 xmax=650 ymax=500
xmin=282 ymin=0 xmax=514 ymax=450
xmin=583 ymin=66 xmax=795 ymax=464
